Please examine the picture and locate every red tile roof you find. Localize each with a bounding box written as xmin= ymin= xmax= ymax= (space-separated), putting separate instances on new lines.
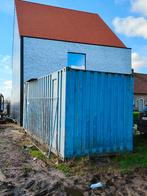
xmin=15 ymin=0 xmax=126 ymax=48
xmin=134 ymin=73 xmax=147 ymax=94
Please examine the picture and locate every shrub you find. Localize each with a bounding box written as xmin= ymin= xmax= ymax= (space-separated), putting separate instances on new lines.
xmin=133 ymin=112 xmax=139 ymax=122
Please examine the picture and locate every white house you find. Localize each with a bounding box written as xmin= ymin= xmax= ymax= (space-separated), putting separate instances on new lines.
xmin=12 ymin=0 xmax=131 ymax=125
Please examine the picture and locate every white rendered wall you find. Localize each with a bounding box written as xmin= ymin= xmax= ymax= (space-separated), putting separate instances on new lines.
xmin=11 ymin=13 xmax=21 ymax=123
xmin=23 ymin=37 xmax=131 ymax=81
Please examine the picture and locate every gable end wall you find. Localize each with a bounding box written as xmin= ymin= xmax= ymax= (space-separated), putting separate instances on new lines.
xmin=23 ymin=37 xmax=131 ymax=82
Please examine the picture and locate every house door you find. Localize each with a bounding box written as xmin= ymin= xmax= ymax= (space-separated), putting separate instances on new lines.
xmin=51 ymin=75 xmax=58 ymax=153
xmin=138 ymin=98 xmax=144 ymax=112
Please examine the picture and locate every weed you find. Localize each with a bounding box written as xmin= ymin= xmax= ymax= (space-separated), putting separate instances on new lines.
xmin=29 ymin=147 xmax=47 ymax=162
xmin=22 ymin=164 xmax=32 ymax=176
xmin=0 ymin=141 xmax=6 ymax=144
xmin=56 ymin=163 xmax=71 ymax=175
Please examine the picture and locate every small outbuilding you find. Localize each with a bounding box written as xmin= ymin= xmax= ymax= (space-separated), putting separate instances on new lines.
xmin=24 ymin=68 xmax=133 ymax=159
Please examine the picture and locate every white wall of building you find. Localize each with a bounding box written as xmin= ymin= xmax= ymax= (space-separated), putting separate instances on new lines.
xmin=23 ymin=37 xmax=131 ymax=81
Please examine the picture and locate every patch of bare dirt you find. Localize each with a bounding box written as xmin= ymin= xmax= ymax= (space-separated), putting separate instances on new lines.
xmin=0 ymin=123 xmax=147 ymax=196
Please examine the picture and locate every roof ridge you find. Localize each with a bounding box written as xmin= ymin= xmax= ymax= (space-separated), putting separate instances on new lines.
xmin=135 ymin=72 xmax=147 ymax=75
xmin=20 ymin=0 xmax=97 ymax=16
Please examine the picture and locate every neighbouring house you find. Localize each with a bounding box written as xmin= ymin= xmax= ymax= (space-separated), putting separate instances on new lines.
xmin=12 ymin=0 xmax=132 ymax=125
xmin=134 ymin=73 xmax=147 ymax=112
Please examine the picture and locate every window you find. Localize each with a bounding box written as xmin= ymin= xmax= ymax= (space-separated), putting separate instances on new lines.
xmin=67 ymin=52 xmax=86 ymax=70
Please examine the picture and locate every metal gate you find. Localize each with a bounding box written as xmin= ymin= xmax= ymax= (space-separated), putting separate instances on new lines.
xmin=23 ymin=73 xmax=60 ymax=155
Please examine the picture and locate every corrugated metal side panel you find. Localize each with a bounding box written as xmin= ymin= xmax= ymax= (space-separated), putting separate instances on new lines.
xmin=65 ymin=69 xmax=133 ymax=158
xmin=23 ymin=69 xmax=66 ymax=159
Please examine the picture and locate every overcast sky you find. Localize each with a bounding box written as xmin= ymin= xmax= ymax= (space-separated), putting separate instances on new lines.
xmin=0 ymin=0 xmax=147 ymax=98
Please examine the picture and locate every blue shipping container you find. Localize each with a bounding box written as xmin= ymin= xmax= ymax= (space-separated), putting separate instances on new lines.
xmin=23 ymin=68 xmax=133 ymax=160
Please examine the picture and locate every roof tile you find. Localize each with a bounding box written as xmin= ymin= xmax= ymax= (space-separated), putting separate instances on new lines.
xmin=134 ymin=73 xmax=147 ymax=94
xmin=15 ymin=0 xmax=126 ymax=48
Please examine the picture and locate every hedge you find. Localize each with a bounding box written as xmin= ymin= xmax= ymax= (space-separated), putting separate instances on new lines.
xmin=133 ymin=112 xmax=140 ymax=122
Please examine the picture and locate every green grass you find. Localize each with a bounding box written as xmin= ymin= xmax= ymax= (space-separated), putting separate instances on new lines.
xmin=56 ymin=163 xmax=71 ymax=175
xmin=112 ymin=135 xmax=147 ymax=171
xmin=27 ymin=134 xmax=147 ymax=175
xmin=29 ymin=147 xmax=71 ymax=174
xmin=29 ymin=146 xmax=47 ymax=162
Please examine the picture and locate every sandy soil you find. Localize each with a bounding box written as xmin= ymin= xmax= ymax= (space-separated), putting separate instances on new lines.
xmin=0 ymin=124 xmax=147 ymax=196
